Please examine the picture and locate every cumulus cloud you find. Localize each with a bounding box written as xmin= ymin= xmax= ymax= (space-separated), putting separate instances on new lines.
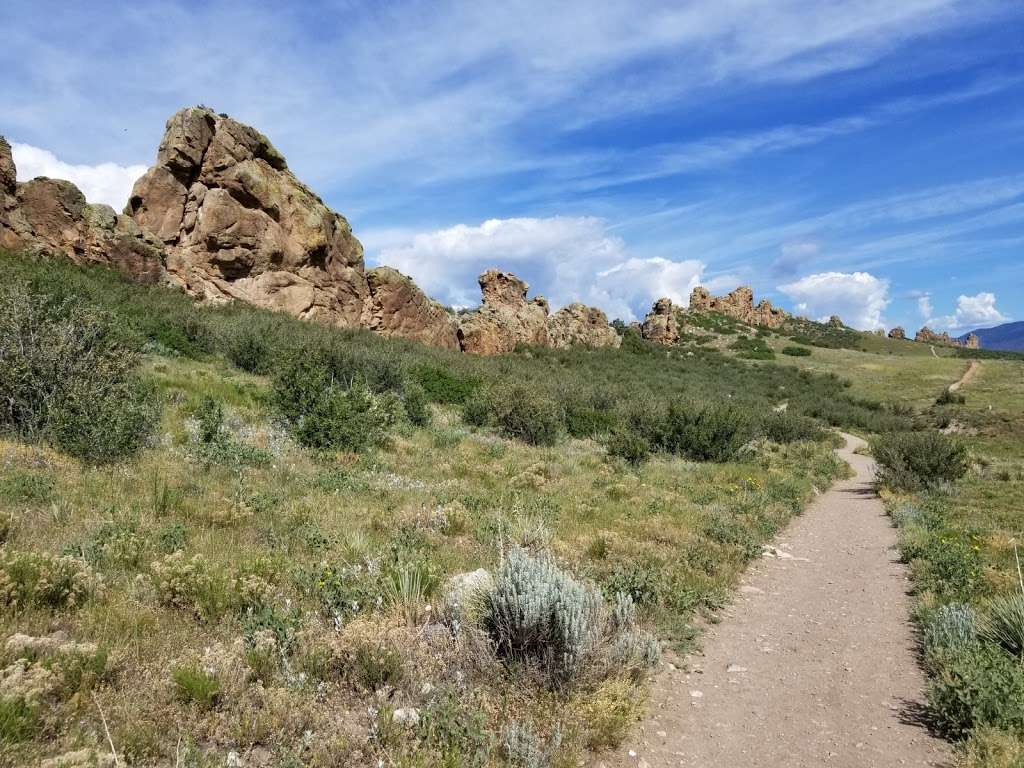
xmin=929 ymin=292 xmax=1009 ymax=331
xmin=778 ymin=271 xmax=890 ymax=330
xmin=11 ymin=143 xmax=146 ymax=209
xmin=917 ymin=293 xmax=933 ymax=319
xmin=375 ymin=216 xmax=705 ymax=320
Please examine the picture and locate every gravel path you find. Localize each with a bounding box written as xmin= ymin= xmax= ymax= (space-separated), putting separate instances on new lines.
xmin=596 ymin=433 xmax=951 ymax=768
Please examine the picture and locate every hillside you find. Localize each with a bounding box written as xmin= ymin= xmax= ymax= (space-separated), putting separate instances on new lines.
xmin=960 ymin=320 xmax=1024 ymax=352
xmin=0 ymin=253 xmax=1022 ymax=767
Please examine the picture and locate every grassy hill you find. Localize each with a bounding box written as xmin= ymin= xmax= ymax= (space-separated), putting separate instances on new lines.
xmin=0 ymin=251 xmax=1021 ymax=767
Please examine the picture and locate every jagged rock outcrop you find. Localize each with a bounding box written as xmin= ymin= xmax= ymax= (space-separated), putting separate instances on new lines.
xmin=915 ymin=326 xmax=961 ymax=346
xmin=361 ymin=267 xmax=460 ymax=349
xmin=641 ymin=298 xmax=680 ymax=345
xmin=888 ymin=326 xmax=906 ymax=340
xmin=964 ymin=332 xmax=980 ymax=349
xmin=0 ymin=138 xmax=165 ymax=282
xmin=126 ymin=106 xmax=373 ymax=326
xmin=828 ymin=315 xmax=844 ymax=328
xmin=457 ymin=270 xmax=550 ymax=355
xmin=548 ymin=303 xmax=621 ymax=349
xmin=6 ymin=110 xmax=621 ymax=356
xmin=688 ymin=285 xmax=789 ymax=329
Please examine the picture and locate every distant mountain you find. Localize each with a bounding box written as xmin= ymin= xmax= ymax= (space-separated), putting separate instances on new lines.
xmin=959 ymin=321 xmax=1024 ymax=352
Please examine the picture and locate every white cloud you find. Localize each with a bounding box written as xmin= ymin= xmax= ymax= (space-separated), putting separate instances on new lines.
xmin=917 ymin=293 xmax=934 ymax=319
xmin=778 ymin=271 xmax=890 ymax=330
xmin=929 ymin=292 xmax=1009 ymax=331
xmin=11 ymin=143 xmax=145 ymax=209
xmin=375 ymin=216 xmax=705 ymax=321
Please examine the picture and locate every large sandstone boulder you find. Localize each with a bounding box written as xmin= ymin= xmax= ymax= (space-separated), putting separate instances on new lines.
xmin=641 ymin=297 xmax=680 ymax=345
xmin=548 ymin=303 xmax=621 ymax=349
xmin=457 ymin=270 xmax=550 ymax=354
xmin=888 ymin=326 xmax=906 ymax=340
xmin=964 ymin=332 xmax=980 ymax=350
xmin=0 ymin=139 xmax=164 ymax=282
xmin=126 ymin=107 xmax=370 ymax=326
xmin=687 ymin=285 xmax=789 ymax=329
xmin=362 ymin=267 xmax=460 ymax=349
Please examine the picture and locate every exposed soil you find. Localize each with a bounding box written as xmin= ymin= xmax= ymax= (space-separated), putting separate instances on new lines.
xmin=596 ymin=433 xmax=951 ymax=768
xmin=948 ymin=360 xmax=979 ymax=393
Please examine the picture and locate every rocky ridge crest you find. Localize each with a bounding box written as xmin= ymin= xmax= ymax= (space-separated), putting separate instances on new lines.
xmin=688 ymin=285 xmax=790 ymax=329
xmin=2 ymin=108 xmax=622 ymax=355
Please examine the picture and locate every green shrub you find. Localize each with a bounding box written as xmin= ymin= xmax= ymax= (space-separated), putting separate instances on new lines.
xmin=605 ymin=430 xmax=651 ymax=466
xmin=294 ymin=381 xmax=395 ymax=452
xmin=195 ymin=396 xmax=225 ymax=444
xmin=872 ymin=431 xmax=969 ymax=491
xmin=489 ymin=386 xmax=562 ymax=446
xmin=461 ymin=390 xmax=493 ymax=427
xmin=782 ymin=345 xmax=812 ymax=357
xmin=936 ymin=388 xmax=966 ymax=406
xmin=927 ymin=645 xmax=1024 ymax=739
xmin=729 ymin=337 xmax=775 ymax=360
xmin=401 ymin=379 xmax=432 ymax=427
xmin=0 ymin=282 xmax=158 ymax=463
xmin=562 ymin=390 xmax=618 ymax=438
xmin=662 ymin=402 xmax=752 ymax=462
xmin=762 ymin=412 xmax=825 ymax=444
xmin=603 ymin=562 xmax=664 ymax=606
xmin=217 ymin=313 xmax=284 ymax=374
xmin=410 ymin=364 xmax=478 ymax=404
xmin=271 ymin=348 xmax=335 ymax=424
xmin=172 ymin=664 xmax=221 ymax=710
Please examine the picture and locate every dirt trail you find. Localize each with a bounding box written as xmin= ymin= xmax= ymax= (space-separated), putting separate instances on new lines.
xmin=948 ymin=360 xmax=979 ymax=393
xmin=596 ymin=434 xmax=950 ymax=768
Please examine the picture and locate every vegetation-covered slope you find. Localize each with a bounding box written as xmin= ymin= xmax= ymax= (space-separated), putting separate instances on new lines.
xmin=0 ymin=251 xmax=1020 ymax=767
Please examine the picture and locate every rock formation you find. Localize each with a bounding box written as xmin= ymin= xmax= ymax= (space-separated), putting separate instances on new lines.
xmin=915 ymin=326 xmax=963 ymax=347
xmin=457 ymin=270 xmax=551 ymax=355
xmin=828 ymin=315 xmax=844 ymax=328
xmin=640 ymin=298 xmax=680 ymax=345
xmin=0 ymin=138 xmax=164 ymax=282
xmin=126 ymin=106 xmax=373 ymax=326
xmin=888 ymin=326 xmax=906 ymax=340
xmin=548 ymin=303 xmax=621 ymax=350
xmin=361 ymin=267 xmax=460 ymax=350
xmin=125 ymin=107 xmax=460 ymax=347
xmin=688 ymin=285 xmax=789 ymax=329
xmin=5 ymin=109 xmax=622 ymax=356
xmin=964 ymin=332 xmax=980 ymax=349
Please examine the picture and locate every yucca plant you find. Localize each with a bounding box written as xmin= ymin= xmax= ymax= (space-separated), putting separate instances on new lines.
xmin=980 ymin=594 xmax=1024 ymax=661
xmin=384 ymin=564 xmax=431 ymax=627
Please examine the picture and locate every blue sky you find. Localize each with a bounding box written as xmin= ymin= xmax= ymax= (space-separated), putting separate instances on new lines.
xmin=3 ymin=0 xmax=1022 ymax=330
